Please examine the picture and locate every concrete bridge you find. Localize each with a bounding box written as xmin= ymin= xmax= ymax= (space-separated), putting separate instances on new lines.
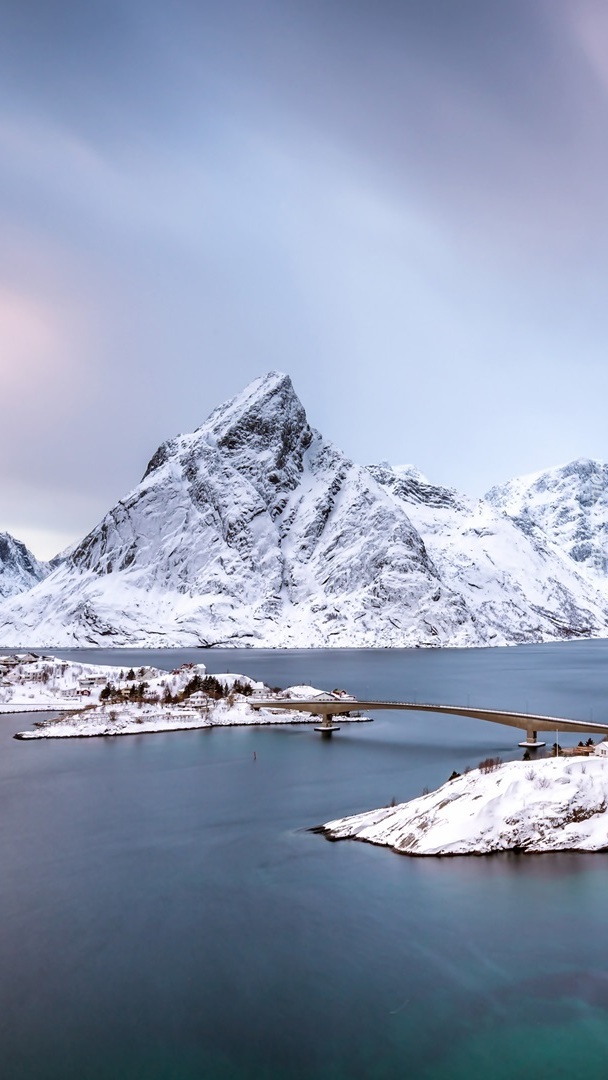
xmin=250 ymin=697 xmax=608 ymax=748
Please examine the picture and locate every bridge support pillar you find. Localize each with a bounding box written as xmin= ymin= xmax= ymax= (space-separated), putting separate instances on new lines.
xmin=518 ymin=728 xmax=546 ymax=749
xmin=314 ymin=711 xmax=341 ymax=737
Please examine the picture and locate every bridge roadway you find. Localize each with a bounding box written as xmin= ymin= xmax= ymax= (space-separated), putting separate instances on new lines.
xmin=250 ymin=698 xmax=608 ymax=747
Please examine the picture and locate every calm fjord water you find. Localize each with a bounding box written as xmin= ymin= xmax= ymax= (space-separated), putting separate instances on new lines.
xmin=2 ymin=643 xmax=608 ymax=1079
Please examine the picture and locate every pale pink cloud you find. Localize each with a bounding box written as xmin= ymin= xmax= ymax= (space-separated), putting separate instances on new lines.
xmin=0 ymin=286 xmax=77 ymax=399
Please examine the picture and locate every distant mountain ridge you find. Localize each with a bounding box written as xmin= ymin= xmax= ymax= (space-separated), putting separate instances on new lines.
xmin=369 ymin=462 xmax=608 ymax=644
xmin=1 ymin=373 xmax=607 ymax=647
xmin=486 ymin=459 xmax=608 ymax=585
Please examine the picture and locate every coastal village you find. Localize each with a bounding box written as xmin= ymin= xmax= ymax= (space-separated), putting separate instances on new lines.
xmin=0 ymin=653 xmax=364 ymax=739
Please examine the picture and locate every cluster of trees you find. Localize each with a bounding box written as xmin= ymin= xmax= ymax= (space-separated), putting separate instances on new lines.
xmin=446 ymin=757 xmax=503 ymax=781
xmin=97 ymin=670 xmax=254 ymax=707
xmin=448 ymin=758 xmax=502 ymax=779
xmin=100 ymin=682 xmax=149 ymax=702
xmin=181 ymin=674 xmax=253 ymax=700
xmin=117 ymin=667 xmax=147 ymax=681
xmin=157 ymin=673 xmax=254 ymax=705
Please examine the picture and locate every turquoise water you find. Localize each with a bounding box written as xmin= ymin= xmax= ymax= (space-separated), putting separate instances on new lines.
xmin=1 ymin=642 xmax=608 ymax=1078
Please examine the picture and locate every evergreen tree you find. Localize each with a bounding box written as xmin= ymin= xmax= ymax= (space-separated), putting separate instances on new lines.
xmin=183 ymin=673 xmax=203 ymax=697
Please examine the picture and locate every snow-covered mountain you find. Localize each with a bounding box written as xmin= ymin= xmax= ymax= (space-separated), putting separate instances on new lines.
xmin=486 ymin=459 xmax=608 ymax=587
xmin=0 ymin=533 xmax=49 ymax=599
xmin=0 ymin=373 xmax=472 ymax=646
xmin=368 ymin=463 xmax=608 ymax=644
xmin=0 ymin=373 xmax=607 ymax=648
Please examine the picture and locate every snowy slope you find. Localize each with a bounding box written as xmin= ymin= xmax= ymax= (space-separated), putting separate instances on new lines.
xmin=0 ymin=533 xmax=50 ymax=599
xmin=15 ymin=699 xmax=369 ymax=739
xmin=486 ymin=458 xmax=608 ymax=588
xmin=369 ymin=463 xmax=608 ymax=644
xmin=321 ymin=757 xmax=608 ymax=855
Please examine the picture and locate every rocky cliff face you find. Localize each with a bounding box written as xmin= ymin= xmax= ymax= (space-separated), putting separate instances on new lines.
xmin=486 ymin=459 xmax=608 ymax=587
xmin=0 ymin=533 xmax=49 ymax=600
xmin=1 ymin=375 xmax=607 ymax=648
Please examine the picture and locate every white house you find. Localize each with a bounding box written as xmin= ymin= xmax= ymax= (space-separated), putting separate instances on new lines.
xmin=594 ymin=740 xmax=608 ymax=757
xmin=183 ymin=691 xmax=210 ymax=708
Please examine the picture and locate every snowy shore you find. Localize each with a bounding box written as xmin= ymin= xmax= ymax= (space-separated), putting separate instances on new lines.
xmin=2 ymin=655 xmax=368 ymax=739
xmin=320 ymin=757 xmax=608 ymax=855
xmin=15 ymin=698 xmax=370 ymax=739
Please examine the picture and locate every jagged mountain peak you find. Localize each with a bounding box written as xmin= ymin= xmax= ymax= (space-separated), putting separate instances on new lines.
xmin=202 ymin=371 xmax=313 ymax=494
xmin=203 ymin=371 xmax=299 ymax=439
xmin=486 ymin=457 xmax=608 ymax=502
xmin=0 ymin=532 xmax=49 ymax=599
xmin=387 ymin=463 xmax=430 ymax=483
xmin=143 ymin=372 xmax=312 ymax=494
xmin=561 ymin=456 xmax=605 ymax=479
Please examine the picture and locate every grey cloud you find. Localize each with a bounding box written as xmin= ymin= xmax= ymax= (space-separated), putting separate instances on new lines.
xmin=3 ymin=0 xmax=606 ymax=255
xmin=1 ymin=0 xmax=608 ymax=555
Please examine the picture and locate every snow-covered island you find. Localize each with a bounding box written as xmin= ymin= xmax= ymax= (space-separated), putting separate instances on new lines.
xmin=319 ymin=757 xmax=608 ymax=855
xmin=0 ymin=654 xmax=367 ymax=739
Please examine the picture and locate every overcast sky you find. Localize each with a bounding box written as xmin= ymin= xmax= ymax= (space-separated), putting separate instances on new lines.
xmin=3 ymin=0 xmax=608 ymax=558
